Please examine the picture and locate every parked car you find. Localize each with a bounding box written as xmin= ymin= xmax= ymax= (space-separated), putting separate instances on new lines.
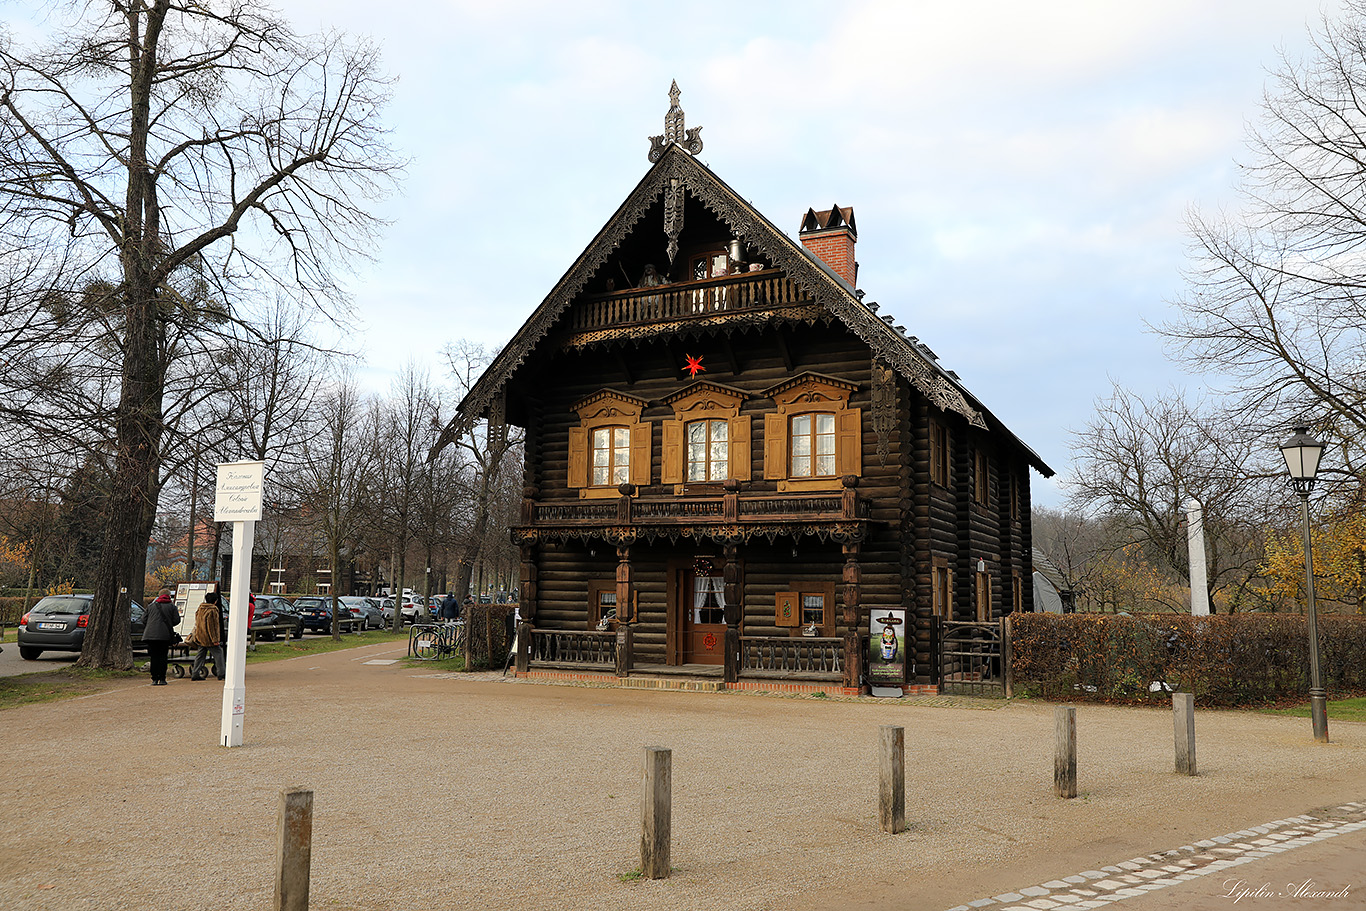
xmin=294 ymin=596 xmax=343 ymax=634
xmin=378 ymin=597 xmax=424 ymax=625
xmin=241 ymin=595 xmax=304 ymax=639
xmin=339 ymin=596 xmax=384 ymax=630
xmin=16 ymin=594 xmax=146 ymax=659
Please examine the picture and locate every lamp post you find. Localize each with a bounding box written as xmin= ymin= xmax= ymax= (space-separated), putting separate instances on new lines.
xmin=1279 ymin=426 xmax=1328 ymax=743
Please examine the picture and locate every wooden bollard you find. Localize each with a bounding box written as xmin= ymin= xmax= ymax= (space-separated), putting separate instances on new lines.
xmin=274 ymin=788 xmax=313 ymax=911
xmin=879 ymin=725 xmax=905 ymax=834
xmin=1173 ymin=692 xmax=1197 ymax=776
xmin=1054 ymin=706 xmax=1077 ymax=798
xmin=641 ymin=746 xmax=671 ymax=880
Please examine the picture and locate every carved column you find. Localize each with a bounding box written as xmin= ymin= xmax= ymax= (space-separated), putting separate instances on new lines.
xmin=842 ymin=541 xmax=863 ymax=689
xmin=723 ymin=541 xmax=742 ymax=684
xmin=615 ymin=544 xmax=634 ymax=676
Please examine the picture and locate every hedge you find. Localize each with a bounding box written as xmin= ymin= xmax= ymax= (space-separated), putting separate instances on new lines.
xmin=464 ymin=604 xmax=517 ymax=671
xmin=1010 ymin=612 xmax=1366 ymax=706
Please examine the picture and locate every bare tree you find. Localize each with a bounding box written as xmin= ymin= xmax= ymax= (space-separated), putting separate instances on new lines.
xmin=1066 ymin=385 xmax=1274 ymax=612
xmin=1166 ymin=3 xmax=1366 ymax=479
xmin=0 ymin=2 xmax=399 ymax=668
xmin=436 ymin=341 xmax=523 ymax=603
xmin=381 ymin=364 xmax=436 ymax=631
xmin=292 ymin=374 xmax=375 ymax=640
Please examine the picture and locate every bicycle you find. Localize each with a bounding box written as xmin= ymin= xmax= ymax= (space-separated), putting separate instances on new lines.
xmin=409 ymin=620 xmax=465 ymax=660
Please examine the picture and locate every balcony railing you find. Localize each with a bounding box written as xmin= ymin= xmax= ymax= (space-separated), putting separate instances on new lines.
xmin=522 ymin=490 xmax=867 ymax=527
xmin=571 ymin=269 xmax=807 ymax=332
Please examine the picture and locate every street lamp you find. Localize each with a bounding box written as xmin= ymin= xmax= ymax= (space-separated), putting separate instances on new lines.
xmin=1279 ymin=426 xmax=1328 ymax=743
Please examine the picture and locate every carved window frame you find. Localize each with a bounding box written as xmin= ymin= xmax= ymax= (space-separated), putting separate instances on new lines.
xmin=660 ymin=381 xmax=750 ymax=492
xmin=568 ymin=390 xmax=651 ymax=499
xmin=762 ymin=373 xmax=861 ymax=492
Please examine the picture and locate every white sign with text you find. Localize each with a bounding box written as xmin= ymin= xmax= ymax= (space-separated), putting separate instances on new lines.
xmin=214 ymin=461 xmax=265 ymax=522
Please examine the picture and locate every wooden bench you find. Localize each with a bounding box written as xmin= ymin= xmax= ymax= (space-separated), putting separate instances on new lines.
xmin=248 ymin=623 xmax=300 ymax=647
xmin=336 ymin=617 xmax=365 ymax=634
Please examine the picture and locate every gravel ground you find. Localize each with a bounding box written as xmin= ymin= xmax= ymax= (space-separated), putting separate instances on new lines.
xmin=1 ymin=640 xmax=1363 ymax=911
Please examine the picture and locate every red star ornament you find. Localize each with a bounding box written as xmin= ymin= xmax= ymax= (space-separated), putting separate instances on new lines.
xmin=683 ymin=353 xmax=706 ymax=379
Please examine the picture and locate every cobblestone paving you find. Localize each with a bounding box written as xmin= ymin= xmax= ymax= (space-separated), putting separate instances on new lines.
xmin=944 ymin=801 xmax=1366 ymax=911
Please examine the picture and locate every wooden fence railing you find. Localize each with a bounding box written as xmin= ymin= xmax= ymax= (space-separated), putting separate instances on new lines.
xmin=740 ymin=636 xmax=844 ymax=675
xmin=530 ymin=629 xmax=617 ymax=667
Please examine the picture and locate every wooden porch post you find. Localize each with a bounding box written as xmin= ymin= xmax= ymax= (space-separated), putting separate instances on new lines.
xmin=723 ymin=541 xmax=742 ymax=683
xmin=842 ymin=540 xmax=863 ymax=689
xmin=616 ymin=543 xmax=634 ymax=676
xmin=516 ymin=540 xmax=537 ymax=674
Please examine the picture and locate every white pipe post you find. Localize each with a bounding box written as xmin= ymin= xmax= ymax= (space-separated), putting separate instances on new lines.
xmin=221 ymin=519 xmax=255 ymax=747
xmin=1186 ymin=499 xmax=1210 ymax=616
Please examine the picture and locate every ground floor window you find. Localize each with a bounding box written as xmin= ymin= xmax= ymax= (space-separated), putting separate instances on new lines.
xmin=693 ymin=575 xmax=725 ymax=625
xmin=932 ymin=560 xmax=950 ymax=619
xmin=975 ymin=570 xmax=991 ymax=621
xmin=779 ymin=580 xmax=835 ymax=636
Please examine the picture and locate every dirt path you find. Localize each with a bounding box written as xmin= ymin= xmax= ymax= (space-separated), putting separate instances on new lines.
xmin=1 ymin=641 xmax=1363 ymax=911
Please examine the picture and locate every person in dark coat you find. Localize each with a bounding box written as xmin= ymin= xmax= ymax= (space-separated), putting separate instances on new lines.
xmin=143 ymin=588 xmax=181 ymax=686
xmin=439 ymin=592 xmax=459 ymax=622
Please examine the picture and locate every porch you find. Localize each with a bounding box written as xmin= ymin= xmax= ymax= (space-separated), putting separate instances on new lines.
xmin=518 ymin=625 xmax=865 ymax=695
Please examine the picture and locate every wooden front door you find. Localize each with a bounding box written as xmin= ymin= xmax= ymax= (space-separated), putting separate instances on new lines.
xmin=669 ymin=561 xmax=726 ymax=665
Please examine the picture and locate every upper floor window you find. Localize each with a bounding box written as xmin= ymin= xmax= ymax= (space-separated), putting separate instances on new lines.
xmin=687 ymin=418 xmax=729 ymax=482
xmin=790 ymin=413 xmax=836 ymax=478
xmin=974 ymin=448 xmax=990 ymax=507
xmin=662 ymin=381 xmax=750 ymax=488
xmin=568 ymin=390 xmax=651 ymax=499
xmin=930 ymin=419 xmax=949 ymax=488
xmin=592 ymin=426 xmax=632 ymax=487
xmin=690 ymin=250 xmax=731 ymax=281
xmin=763 ymin=372 xmax=861 ymax=492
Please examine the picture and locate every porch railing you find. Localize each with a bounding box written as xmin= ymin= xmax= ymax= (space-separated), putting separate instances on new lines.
xmin=740 ymin=636 xmax=844 ymax=675
xmin=529 ymin=629 xmax=617 ymax=667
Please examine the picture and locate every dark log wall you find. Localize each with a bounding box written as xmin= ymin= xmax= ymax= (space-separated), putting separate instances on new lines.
xmin=509 ymin=311 xmax=1039 ymax=678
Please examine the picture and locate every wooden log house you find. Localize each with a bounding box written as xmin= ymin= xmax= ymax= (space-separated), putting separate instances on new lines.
xmin=440 ymin=85 xmax=1053 ymax=692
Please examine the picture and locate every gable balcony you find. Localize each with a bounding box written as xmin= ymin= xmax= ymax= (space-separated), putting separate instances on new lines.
xmin=566 ymin=268 xmax=815 ymax=347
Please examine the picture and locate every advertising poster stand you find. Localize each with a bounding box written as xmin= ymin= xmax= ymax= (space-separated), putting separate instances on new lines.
xmin=869 ymin=608 xmax=908 ymax=698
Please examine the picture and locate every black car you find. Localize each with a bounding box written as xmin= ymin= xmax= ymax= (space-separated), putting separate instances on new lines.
xmin=16 ymin=594 xmax=146 ymax=659
xmin=294 ymin=596 xmax=344 ymax=633
xmin=225 ymin=595 xmax=304 ymax=640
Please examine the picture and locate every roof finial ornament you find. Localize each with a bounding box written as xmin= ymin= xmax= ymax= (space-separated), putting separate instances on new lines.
xmin=648 ymin=80 xmax=704 ymax=162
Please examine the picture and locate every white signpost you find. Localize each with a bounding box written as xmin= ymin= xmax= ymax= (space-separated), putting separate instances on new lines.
xmin=215 ymin=460 xmax=264 ymax=747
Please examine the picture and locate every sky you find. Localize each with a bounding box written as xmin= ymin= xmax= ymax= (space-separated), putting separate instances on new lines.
xmin=16 ymin=1 xmax=1339 ymax=506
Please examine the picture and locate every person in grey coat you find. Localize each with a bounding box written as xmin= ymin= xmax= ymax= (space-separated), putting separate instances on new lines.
xmin=143 ymin=588 xmax=181 ymax=685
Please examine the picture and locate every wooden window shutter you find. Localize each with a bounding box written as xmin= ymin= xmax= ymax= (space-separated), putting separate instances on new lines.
xmin=836 ymin=407 xmax=862 ymax=476
xmin=775 ymin=592 xmax=799 ymax=627
xmin=567 ymin=427 xmax=588 ymax=489
xmin=728 ymin=415 xmax=751 ymax=481
xmin=629 ymin=422 xmax=651 ymax=486
xmin=763 ymin=413 xmax=787 ymax=480
xmin=661 ymin=419 xmax=683 ymax=485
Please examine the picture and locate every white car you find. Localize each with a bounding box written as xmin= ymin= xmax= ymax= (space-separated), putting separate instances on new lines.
xmin=378 ymin=597 xmax=424 ymax=625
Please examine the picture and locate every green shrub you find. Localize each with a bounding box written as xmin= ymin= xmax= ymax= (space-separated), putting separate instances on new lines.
xmin=1010 ymin=612 xmax=1366 ymax=706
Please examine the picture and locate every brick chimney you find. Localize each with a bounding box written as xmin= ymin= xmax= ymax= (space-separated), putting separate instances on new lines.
xmin=799 ymin=205 xmax=857 ymax=286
